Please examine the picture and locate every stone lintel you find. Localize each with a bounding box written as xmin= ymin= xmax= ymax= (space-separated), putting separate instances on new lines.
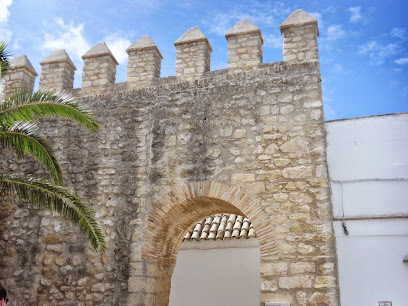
xmin=9 ymin=55 xmax=38 ymax=76
xmin=280 ymin=9 xmax=319 ymax=36
xmin=81 ymin=42 xmax=119 ymax=65
xmin=225 ymin=19 xmax=264 ymax=44
xmin=174 ymin=27 xmax=212 ymax=52
xmin=126 ymin=36 xmax=163 ymax=59
xmin=40 ymin=49 xmax=77 ymax=70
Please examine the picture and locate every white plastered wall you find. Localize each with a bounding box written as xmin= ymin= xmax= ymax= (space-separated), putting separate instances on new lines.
xmin=326 ymin=113 xmax=408 ymax=306
xmin=169 ymin=238 xmax=260 ymax=306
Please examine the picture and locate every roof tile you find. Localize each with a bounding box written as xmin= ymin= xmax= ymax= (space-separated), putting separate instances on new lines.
xmin=183 ymin=214 xmax=257 ymax=241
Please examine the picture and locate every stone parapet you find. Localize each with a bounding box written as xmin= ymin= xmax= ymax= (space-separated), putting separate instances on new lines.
xmin=126 ymin=36 xmax=163 ymax=88
xmin=225 ymin=19 xmax=263 ymax=71
xmin=2 ymin=55 xmax=37 ymax=99
xmin=280 ymin=9 xmax=319 ymax=62
xmin=0 ymin=9 xmax=340 ymax=306
xmin=174 ymin=27 xmax=212 ymax=78
xmin=81 ymin=42 xmax=118 ymax=90
xmin=39 ymin=49 xmax=76 ymax=91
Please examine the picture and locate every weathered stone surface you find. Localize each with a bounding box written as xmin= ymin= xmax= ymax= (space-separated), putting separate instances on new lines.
xmin=2 ymin=55 xmax=37 ymax=99
xmin=315 ymin=275 xmax=337 ymax=288
xmin=39 ymin=49 xmax=76 ymax=91
xmin=261 ymin=262 xmax=288 ymax=276
xmin=226 ymin=19 xmax=263 ymax=71
xmin=0 ymin=8 xmax=339 ymax=306
xmin=290 ymin=262 xmax=315 ymax=274
xmin=279 ymin=276 xmax=313 ymax=289
xmin=127 ymin=36 xmax=162 ymax=87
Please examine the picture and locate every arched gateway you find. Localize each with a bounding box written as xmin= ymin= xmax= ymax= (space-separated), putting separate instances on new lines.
xmin=1 ymin=9 xmax=340 ymax=306
xmin=135 ymin=182 xmax=275 ymax=305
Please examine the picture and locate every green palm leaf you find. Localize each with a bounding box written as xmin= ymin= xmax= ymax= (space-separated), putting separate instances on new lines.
xmin=0 ymin=42 xmax=11 ymax=78
xmin=0 ymin=175 xmax=105 ymax=251
xmin=0 ymin=89 xmax=100 ymax=131
xmin=0 ymin=122 xmax=63 ymax=185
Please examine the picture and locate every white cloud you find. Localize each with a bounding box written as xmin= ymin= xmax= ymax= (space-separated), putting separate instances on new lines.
xmin=359 ymin=41 xmax=377 ymax=55
xmin=359 ymin=27 xmax=407 ymax=66
xmin=310 ymin=12 xmax=323 ymax=29
xmin=359 ymin=40 xmax=400 ymax=65
xmin=333 ymin=63 xmax=344 ymax=73
xmin=348 ymin=6 xmax=362 ymax=23
xmin=0 ymin=0 xmax=12 ymax=24
xmin=395 ymin=57 xmax=408 ymax=65
xmin=42 ymin=18 xmax=90 ymax=60
xmin=377 ymin=43 xmax=399 ymax=58
xmin=0 ymin=0 xmax=13 ymax=45
xmin=0 ymin=28 xmax=13 ymax=43
xmin=326 ymin=25 xmax=346 ymax=41
xmin=202 ymin=1 xmax=291 ymax=36
xmin=105 ymin=35 xmax=131 ymax=65
xmin=263 ymin=34 xmax=282 ymax=49
xmin=391 ymin=27 xmax=407 ymax=40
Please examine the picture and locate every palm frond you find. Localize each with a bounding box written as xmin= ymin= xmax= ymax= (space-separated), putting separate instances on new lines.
xmin=0 ymin=42 xmax=11 ymax=78
xmin=0 ymin=122 xmax=63 ymax=185
xmin=0 ymin=89 xmax=100 ymax=131
xmin=0 ymin=175 xmax=105 ymax=251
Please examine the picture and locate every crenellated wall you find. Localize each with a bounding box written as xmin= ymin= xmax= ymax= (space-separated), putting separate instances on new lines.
xmin=0 ymin=10 xmax=340 ymax=306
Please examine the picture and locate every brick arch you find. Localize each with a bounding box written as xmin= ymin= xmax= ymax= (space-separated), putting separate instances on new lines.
xmin=142 ymin=181 xmax=276 ymax=265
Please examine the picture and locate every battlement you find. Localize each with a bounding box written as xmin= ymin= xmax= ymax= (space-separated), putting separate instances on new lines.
xmin=0 ymin=9 xmax=343 ymax=306
xmin=2 ymin=9 xmax=319 ymax=96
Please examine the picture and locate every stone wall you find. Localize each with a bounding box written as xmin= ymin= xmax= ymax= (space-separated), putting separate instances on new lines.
xmin=0 ymin=9 xmax=340 ymax=306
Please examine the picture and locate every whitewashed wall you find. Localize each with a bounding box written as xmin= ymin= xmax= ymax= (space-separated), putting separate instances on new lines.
xmin=169 ymin=239 xmax=260 ymax=306
xmin=326 ymin=113 xmax=408 ymax=306
xmin=170 ymin=113 xmax=408 ymax=306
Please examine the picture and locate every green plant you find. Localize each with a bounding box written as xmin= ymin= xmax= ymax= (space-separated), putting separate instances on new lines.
xmin=0 ymin=43 xmax=105 ymax=251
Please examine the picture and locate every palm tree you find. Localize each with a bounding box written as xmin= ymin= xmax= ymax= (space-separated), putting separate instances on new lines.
xmin=0 ymin=43 xmax=105 ymax=251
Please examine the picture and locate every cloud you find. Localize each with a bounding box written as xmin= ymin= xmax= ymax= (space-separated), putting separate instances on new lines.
xmin=310 ymin=12 xmax=323 ymax=29
xmin=0 ymin=0 xmax=12 ymax=24
xmin=0 ymin=29 xmax=13 ymax=43
xmin=395 ymin=57 xmax=408 ymax=65
xmin=326 ymin=25 xmax=346 ymax=41
xmin=359 ymin=40 xmax=400 ymax=65
xmin=359 ymin=27 xmax=406 ymax=66
xmin=333 ymin=63 xmax=344 ymax=73
xmin=358 ymin=41 xmax=377 ymax=55
xmin=42 ymin=18 xmax=90 ymax=60
xmin=348 ymin=6 xmax=362 ymax=23
xmin=0 ymin=0 xmax=13 ymax=45
xmin=263 ymin=34 xmax=282 ymax=49
xmin=201 ymin=1 xmax=292 ymax=36
xmin=105 ymin=35 xmax=131 ymax=65
xmin=391 ymin=27 xmax=407 ymax=40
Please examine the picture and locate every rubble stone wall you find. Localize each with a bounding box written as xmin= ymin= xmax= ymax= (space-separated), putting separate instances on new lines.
xmin=0 ymin=9 xmax=340 ymax=306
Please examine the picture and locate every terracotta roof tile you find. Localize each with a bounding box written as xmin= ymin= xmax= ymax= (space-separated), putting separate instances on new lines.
xmin=183 ymin=214 xmax=256 ymax=241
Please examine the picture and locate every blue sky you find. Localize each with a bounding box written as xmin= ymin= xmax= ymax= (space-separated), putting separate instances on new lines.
xmin=1 ymin=0 xmax=407 ymax=120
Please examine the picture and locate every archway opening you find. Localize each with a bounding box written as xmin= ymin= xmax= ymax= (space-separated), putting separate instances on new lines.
xmin=169 ymin=214 xmax=260 ymax=306
xmin=135 ymin=182 xmax=276 ymax=306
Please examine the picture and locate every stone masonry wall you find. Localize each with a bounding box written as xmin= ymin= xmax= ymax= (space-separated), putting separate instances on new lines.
xmin=281 ymin=25 xmax=319 ymax=63
xmin=175 ymin=41 xmax=211 ymax=77
xmin=82 ymin=56 xmax=117 ymax=89
xmin=227 ymin=33 xmax=263 ymax=70
xmin=0 ymin=9 xmax=340 ymax=306
xmin=39 ymin=62 xmax=75 ymax=91
xmin=127 ymin=49 xmax=161 ymax=85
